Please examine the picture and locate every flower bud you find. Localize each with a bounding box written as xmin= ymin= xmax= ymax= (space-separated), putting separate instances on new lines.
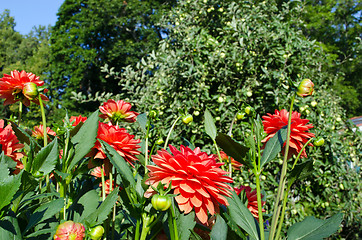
xmin=244 ymin=106 xmax=253 ymax=115
xmin=236 ymin=112 xmax=245 ymax=120
xmin=297 ymin=79 xmax=314 ymax=97
xmin=148 ymin=110 xmax=158 ymax=119
xmin=314 ymin=137 xmax=325 ymax=147
xmin=89 ymin=226 xmax=105 ymax=240
xmin=23 ymin=82 xmax=39 ymax=100
xmin=54 ymin=221 xmax=85 ymax=240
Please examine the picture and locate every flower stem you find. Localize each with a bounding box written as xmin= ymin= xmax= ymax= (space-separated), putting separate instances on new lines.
xmin=38 ymin=96 xmax=47 ymax=147
xmin=101 ymin=167 xmax=106 ymax=201
xmin=275 ymin=186 xmax=290 ymax=240
xmin=18 ymin=102 xmax=22 ymax=125
xmin=168 ymin=203 xmax=179 ymax=240
xmin=269 ymin=94 xmax=295 ymax=240
xmin=145 ymin=120 xmax=150 ymax=173
xmin=255 ymin=174 xmax=265 ymax=240
xmin=163 ymin=116 xmax=181 ymax=149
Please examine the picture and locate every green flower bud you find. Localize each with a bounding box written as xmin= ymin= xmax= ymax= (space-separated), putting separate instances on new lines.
xmin=89 ymin=226 xmax=105 ymax=240
xmin=236 ymin=112 xmax=245 ymax=120
xmin=151 ymin=194 xmax=172 ymax=211
xmin=297 ymin=79 xmax=314 ymax=97
xmin=156 ymin=138 xmax=164 ymax=145
xmin=314 ymin=137 xmax=325 ymax=147
xmin=23 ymin=82 xmax=39 ymax=100
xmin=149 ymin=110 xmax=158 ymax=119
xmin=244 ymin=106 xmax=252 ymax=115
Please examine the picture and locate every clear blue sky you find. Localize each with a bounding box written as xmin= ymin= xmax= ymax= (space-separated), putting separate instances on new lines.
xmin=0 ymin=0 xmax=64 ymax=35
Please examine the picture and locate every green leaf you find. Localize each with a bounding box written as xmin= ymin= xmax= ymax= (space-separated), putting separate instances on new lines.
xmin=69 ymin=110 xmax=99 ymax=171
xmin=0 ymin=159 xmax=22 ymax=213
xmin=100 ymin=140 xmax=136 ymax=187
xmin=23 ymin=198 xmax=64 ymax=234
xmin=31 ymin=138 xmax=59 ymax=176
xmin=288 ymin=160 xmax=314 ymax=188
xmin=215 ymin=133 xmax=251 ymax=168
xmin=0 ymin=216 xmax=22 ymax=240
xmin=287 ymin=213 xmax=343 ymax=240
xmin=175 ymin=207 xmax=196 ymax=240
xmin=76 ymin=190 xmax=101 ymax=223
xmin=137 ymin=113 xmax=147 ymax=132
xmin=260 ymin=126 xmax=287 ymax=169
xmin=226 ymin=191 xmax=260 ymax=240
xmin=10 ymin=122 xmax=41 ymax=150
xmin=210 ymin=215 xmax=227 ymax=240
xmin=87 ymin=188 xmax=119 ymax=226
xmin=204 ymin=109 xmax=217 ymax=140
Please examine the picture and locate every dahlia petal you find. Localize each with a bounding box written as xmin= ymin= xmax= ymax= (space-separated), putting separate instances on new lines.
xmin=195 ymin=205 xmax=208 ymax=224
xmin=179 ymin=200 xmax=193 ymax=214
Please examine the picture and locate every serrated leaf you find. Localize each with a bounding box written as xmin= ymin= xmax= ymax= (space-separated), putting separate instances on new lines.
xmin=76 ymin=190 xmax=101 ymax=223
xmin=210 ymin=215 xmax=227 ymax=240
xmin=0 ymin=159 xmax=22 ymax=212
xmin=287 ymin=213 xmax=343 ymax=240
xmin=31 ymin=138 xmax=59 ymax=176
xmin=215 ymin=133 xmax=251 ymax=168
xmin=87 ymin=188 xmax=119 ymax=226
xmin=69 ymin=110 xmax=99 ymax=171
xmin=288 ymin=160 xmax=314 ymax=188
xmin=137 ymin=113 xmax=147 ymax=132
xmin=100 ymin=140 xmax=135 ymax=187
xmin=0 ymin=216 xmax=22 ymax=240
xmin=23 ymin=198 xmax=64 ymax=234
xmin=175 ymin=206 xmax=196 ymax=240
xmin=204 ymin=109 xmax=217 ymax=140
xmin=226 ymin=191 xmax=260 ymax=240
xmin=260 ymin=126 xmax=287 ymax=169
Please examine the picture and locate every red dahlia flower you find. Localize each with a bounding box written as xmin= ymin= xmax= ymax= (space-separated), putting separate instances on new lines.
xmin=32 ymin=125 xmax=56 ymax=141
xmin=0 ymin=70 xmax=48 ymax=106
xmin=99 ymin=99 xmax=139 ymax=123
xmin=234 ymin=185 xmax=265 ymax=220
xmin=53 ymin=221 xmax=85 ymax=240
xmin=0 ymin=120 xmax=24 ymax=170
xmin=219 ymin=151 xmax=243 ymax=171
xmin=145 ymin=145 xmax=233 ymax=224
xmin=90 ymin=122 xmax=141 ymax=166
xmin=262 ymin=109 xmax=315 ymax=159
xmin=69 ymin=115 xmax=87 ymax=126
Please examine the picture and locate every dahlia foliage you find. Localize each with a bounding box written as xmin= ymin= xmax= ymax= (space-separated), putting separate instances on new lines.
xmin=146 ymin=145 xmax=233 ymax=224
xmin=235 ymin=185 xmax=266 ymax=220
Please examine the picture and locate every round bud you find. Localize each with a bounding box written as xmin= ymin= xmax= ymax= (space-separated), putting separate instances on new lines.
xmin=89 ymin=226 xmax=105 ymax=240
xmin=23 ymin=82 xmax=39 ymax=100
xmin=182 ymin=115 xmax=193 ymax=125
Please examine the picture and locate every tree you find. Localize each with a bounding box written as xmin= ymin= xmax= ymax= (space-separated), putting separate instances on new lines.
xmin=301 ymin=0 xmax=362 ymax=116
xmin=50 ymin=0 xmax=175 ymax=112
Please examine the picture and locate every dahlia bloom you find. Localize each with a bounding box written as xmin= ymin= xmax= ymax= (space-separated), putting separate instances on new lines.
xmin=90 ymin=122 xmax=141 ymax=166
xmin=262 ymin=109 xmax=315 ymax=159
xmin=0 ymin=120 xmax=24 ymax=170
xmin=53 ymin=221 xmax=85 ymax=240
xmin=0 ymin=70 xmax=48 ymax=106
xmin=32 ymin=125 xmax=56 ymax=141
xmin=99 ymin=99 xmax=139 ymax=123
xmin=234 ymin=185 xmax=265 ymax=220
xmin=145 ymin=145 xmax=233 ymax=224
xmin=297 ymin=79 xmax=314 ymax=97
xmin=219 ymin=151 xmax=243 ymax=171
xmin=69 ymin=115 xmax=87 ymax=126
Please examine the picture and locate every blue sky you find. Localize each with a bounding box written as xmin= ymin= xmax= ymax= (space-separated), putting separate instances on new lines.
xmin=0 ymin=0 xmax=64 ymax=35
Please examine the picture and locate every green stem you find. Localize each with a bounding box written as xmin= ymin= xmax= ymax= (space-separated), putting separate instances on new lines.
xmin=291 ymin=138 xmax=314 ymax=170
xmin=227 ymin=113 xmax=237 ymax=136
xmin=59 ymin=182 xmax=67 ymax=220
xmin=163 ymin=116 xmax=181 ymax=149
xmin=38 ymin=96 xmax=47 ymax=147
xmin=101 ymin=167 xmax=106 ymax=201
xmin=145 ymin=120 xmax=150 ymax=173
xmin=135 ymin=218 xmax=141 ymax=240
xmin=168 ymin=202 xmax=179 ymax=240
xmin=275 ymin=186 xmax=291 ymax=240
xmin=269 ymin=94 xmax=295 ymax=240
xmin=255 ymin=174 xmax=265 ymax=240
xmin=18 ymin=102 xmax=22 ymax=126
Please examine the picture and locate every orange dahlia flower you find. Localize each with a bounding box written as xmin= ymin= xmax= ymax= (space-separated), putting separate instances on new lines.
xmin=0 ymin=70 xmax=48 ymax=106
xmin=0 ymin=120 xmax=24 ymax=170
xmin=145 ymin=145 xmax=233 ymax=224
xmin=53 ymin=221 xmax=85 ymax=240
xmin=99 ymin=99 xmax=139 ymax=123
xmin=69 ymin=115 xmax=87 ymax=126
xmin=234 ymin=185 xmax=265 ymax=220
xmin=262 ymin=109 xmax=315 ymax=159
xmin=32 ymin=125 xmax=56 ymax=141
xmin=90 ymin=122 xmax=141 ymax=166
